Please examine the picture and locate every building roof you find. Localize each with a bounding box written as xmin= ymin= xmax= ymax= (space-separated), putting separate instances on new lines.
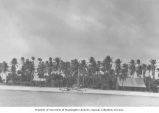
xmin=117 ymin=77 xmax=146 ymax=88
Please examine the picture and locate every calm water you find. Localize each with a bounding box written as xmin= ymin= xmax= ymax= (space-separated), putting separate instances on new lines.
xmin=0 ymin=90 xmax=159 ymax=107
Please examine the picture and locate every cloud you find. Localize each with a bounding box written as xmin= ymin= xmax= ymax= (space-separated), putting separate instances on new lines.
xmin=0 ymin=3 xmax=30 ymax=61
xmin=65 ymin=14 xmax=104 ymax=32
xmin=0 ymin=0 xmax=159 ymax=62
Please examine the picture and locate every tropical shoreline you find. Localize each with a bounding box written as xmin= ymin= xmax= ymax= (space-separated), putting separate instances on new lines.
xmin=0 ymin=85 xmax=159 ymax=98
xmin=1 ymin=56 xmax=159 ymax=93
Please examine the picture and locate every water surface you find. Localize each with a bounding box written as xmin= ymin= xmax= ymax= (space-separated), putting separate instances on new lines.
xmin=0 ymin=90 xmax=159 ymax=106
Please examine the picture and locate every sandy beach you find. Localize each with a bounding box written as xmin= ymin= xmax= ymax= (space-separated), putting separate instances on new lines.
xmin=1 ymin=85 xmax=159 ymax=106
xmin=0 ymin=85 xmax=159 ymax=97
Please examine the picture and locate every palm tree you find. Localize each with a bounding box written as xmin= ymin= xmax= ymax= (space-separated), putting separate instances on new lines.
xmin=38 ymin=58 xmax=42 ymax=63
xmin=21 ymin=57 xmax=25 ymax=65
xmin=88 ymin=57 xmax=97 ymax=88
xmin=115 ymin=59 xmax=122 ymax=77
xmin=62 ymin=61 xmax=71 ymax=87
xmin=63 ymin=62 xmax=72 ymax=87
xmin=11 ymin=58 xmax=18 ymax=70
xmin=157 ymin=68 xmax=159 ymax=78
xmin=24 ymin=59 xmax=31 ymax=81
xmin=1 ymin=61 xmax=9 ymax=83
xmin=129 ymin=60 xmax=135 ymax=78
xmin=102 ymin=56 xmax=112 ymax=75
xmin=150 ymin=59 xmax=156 ymax=79
xmin=11 ymin=58 xmax=18 ymax=82
xmin=136 ymin=59 xmax=142 ymax=78
xmin=30 ymin=57 xmax=35 ymax=81
xmin=48 ymin=57 xmax=53 ymax=76
xmin=2 ymin=61 xmax=8 ymax=73
xmin=49 ymin=57 xmax=53 ymax=62
xmin=54 ymin=57 xmax=61 ymax=73
xmin=121 ymin=63 xmax=128 ymax=79
xmin=71 ymin=59 xmax=80 ymax=87
xmin=147 ymin=64 xmax=151 ymax=77
xmin=37 ymin=58 xmax=44 ymax=78
xmin=142 ymin=64 xmax=147 ymax=78
xmin=79 ymin=60 xmax=87 ymax=87
xmin=31 ymin=57 xmax=35 ymax=63
xmin=121 ymin=63 xmax=128 ymax=89
xmin=45 ymin=61 xmax=49 ymax=74
xmin=137 ymin=59 xmax=141 ymax=64
xmin=96 ymin=61 xmax=101 ymax=77
xmin=20 ymin=57 xmax=26 ymax=81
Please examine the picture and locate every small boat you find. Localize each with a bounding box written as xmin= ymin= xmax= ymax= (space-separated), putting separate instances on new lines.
xmin=59 ymin=87 xmax=71 ymax=91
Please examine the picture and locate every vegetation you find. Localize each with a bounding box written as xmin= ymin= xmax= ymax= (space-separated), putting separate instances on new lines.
xmin=0 ymin=56 xmax=159 ymax=92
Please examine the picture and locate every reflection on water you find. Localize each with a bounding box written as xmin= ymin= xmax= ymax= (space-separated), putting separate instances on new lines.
xmin=0 ymin=90 xmax=159 ymax=106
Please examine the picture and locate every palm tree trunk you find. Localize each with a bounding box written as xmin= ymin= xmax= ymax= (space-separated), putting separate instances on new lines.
xmin=77 ymin=68 xmax=80 ymax=88
xmin=83 ymin=75 xmax=85 ymax=87
xmin=122 ymin=79 xmax=124 ymax=90
xmin=92 ymin=73 xmax=95 ymax=88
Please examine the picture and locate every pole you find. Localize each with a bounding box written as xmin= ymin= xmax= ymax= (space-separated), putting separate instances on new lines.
xmin=77 ymin=67 xmax=80 ymax=88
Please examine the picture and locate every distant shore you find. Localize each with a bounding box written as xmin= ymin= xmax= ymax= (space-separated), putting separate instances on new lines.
xmin=0 ymin=85 xmax=159 ymax=98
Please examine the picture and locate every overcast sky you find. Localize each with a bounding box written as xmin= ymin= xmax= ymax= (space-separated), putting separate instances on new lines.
xmin=0 ymin=0 xmax=159 ymax=63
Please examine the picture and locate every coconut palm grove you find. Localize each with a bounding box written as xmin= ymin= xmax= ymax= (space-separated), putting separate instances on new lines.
xmin=0 ymin=56 xmax=159 ymax=92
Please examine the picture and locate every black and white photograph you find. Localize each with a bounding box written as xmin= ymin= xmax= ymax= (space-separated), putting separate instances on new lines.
xmin=0 ymin=0 xmax=159 ymax=110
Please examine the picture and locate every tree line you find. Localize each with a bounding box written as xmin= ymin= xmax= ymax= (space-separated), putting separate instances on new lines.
xmin=0 ymin=56 xmax=158 ymax=90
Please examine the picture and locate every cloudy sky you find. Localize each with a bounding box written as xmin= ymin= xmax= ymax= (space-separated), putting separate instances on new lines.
xmin=0 ymin=0 xmax=159 ymax=62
